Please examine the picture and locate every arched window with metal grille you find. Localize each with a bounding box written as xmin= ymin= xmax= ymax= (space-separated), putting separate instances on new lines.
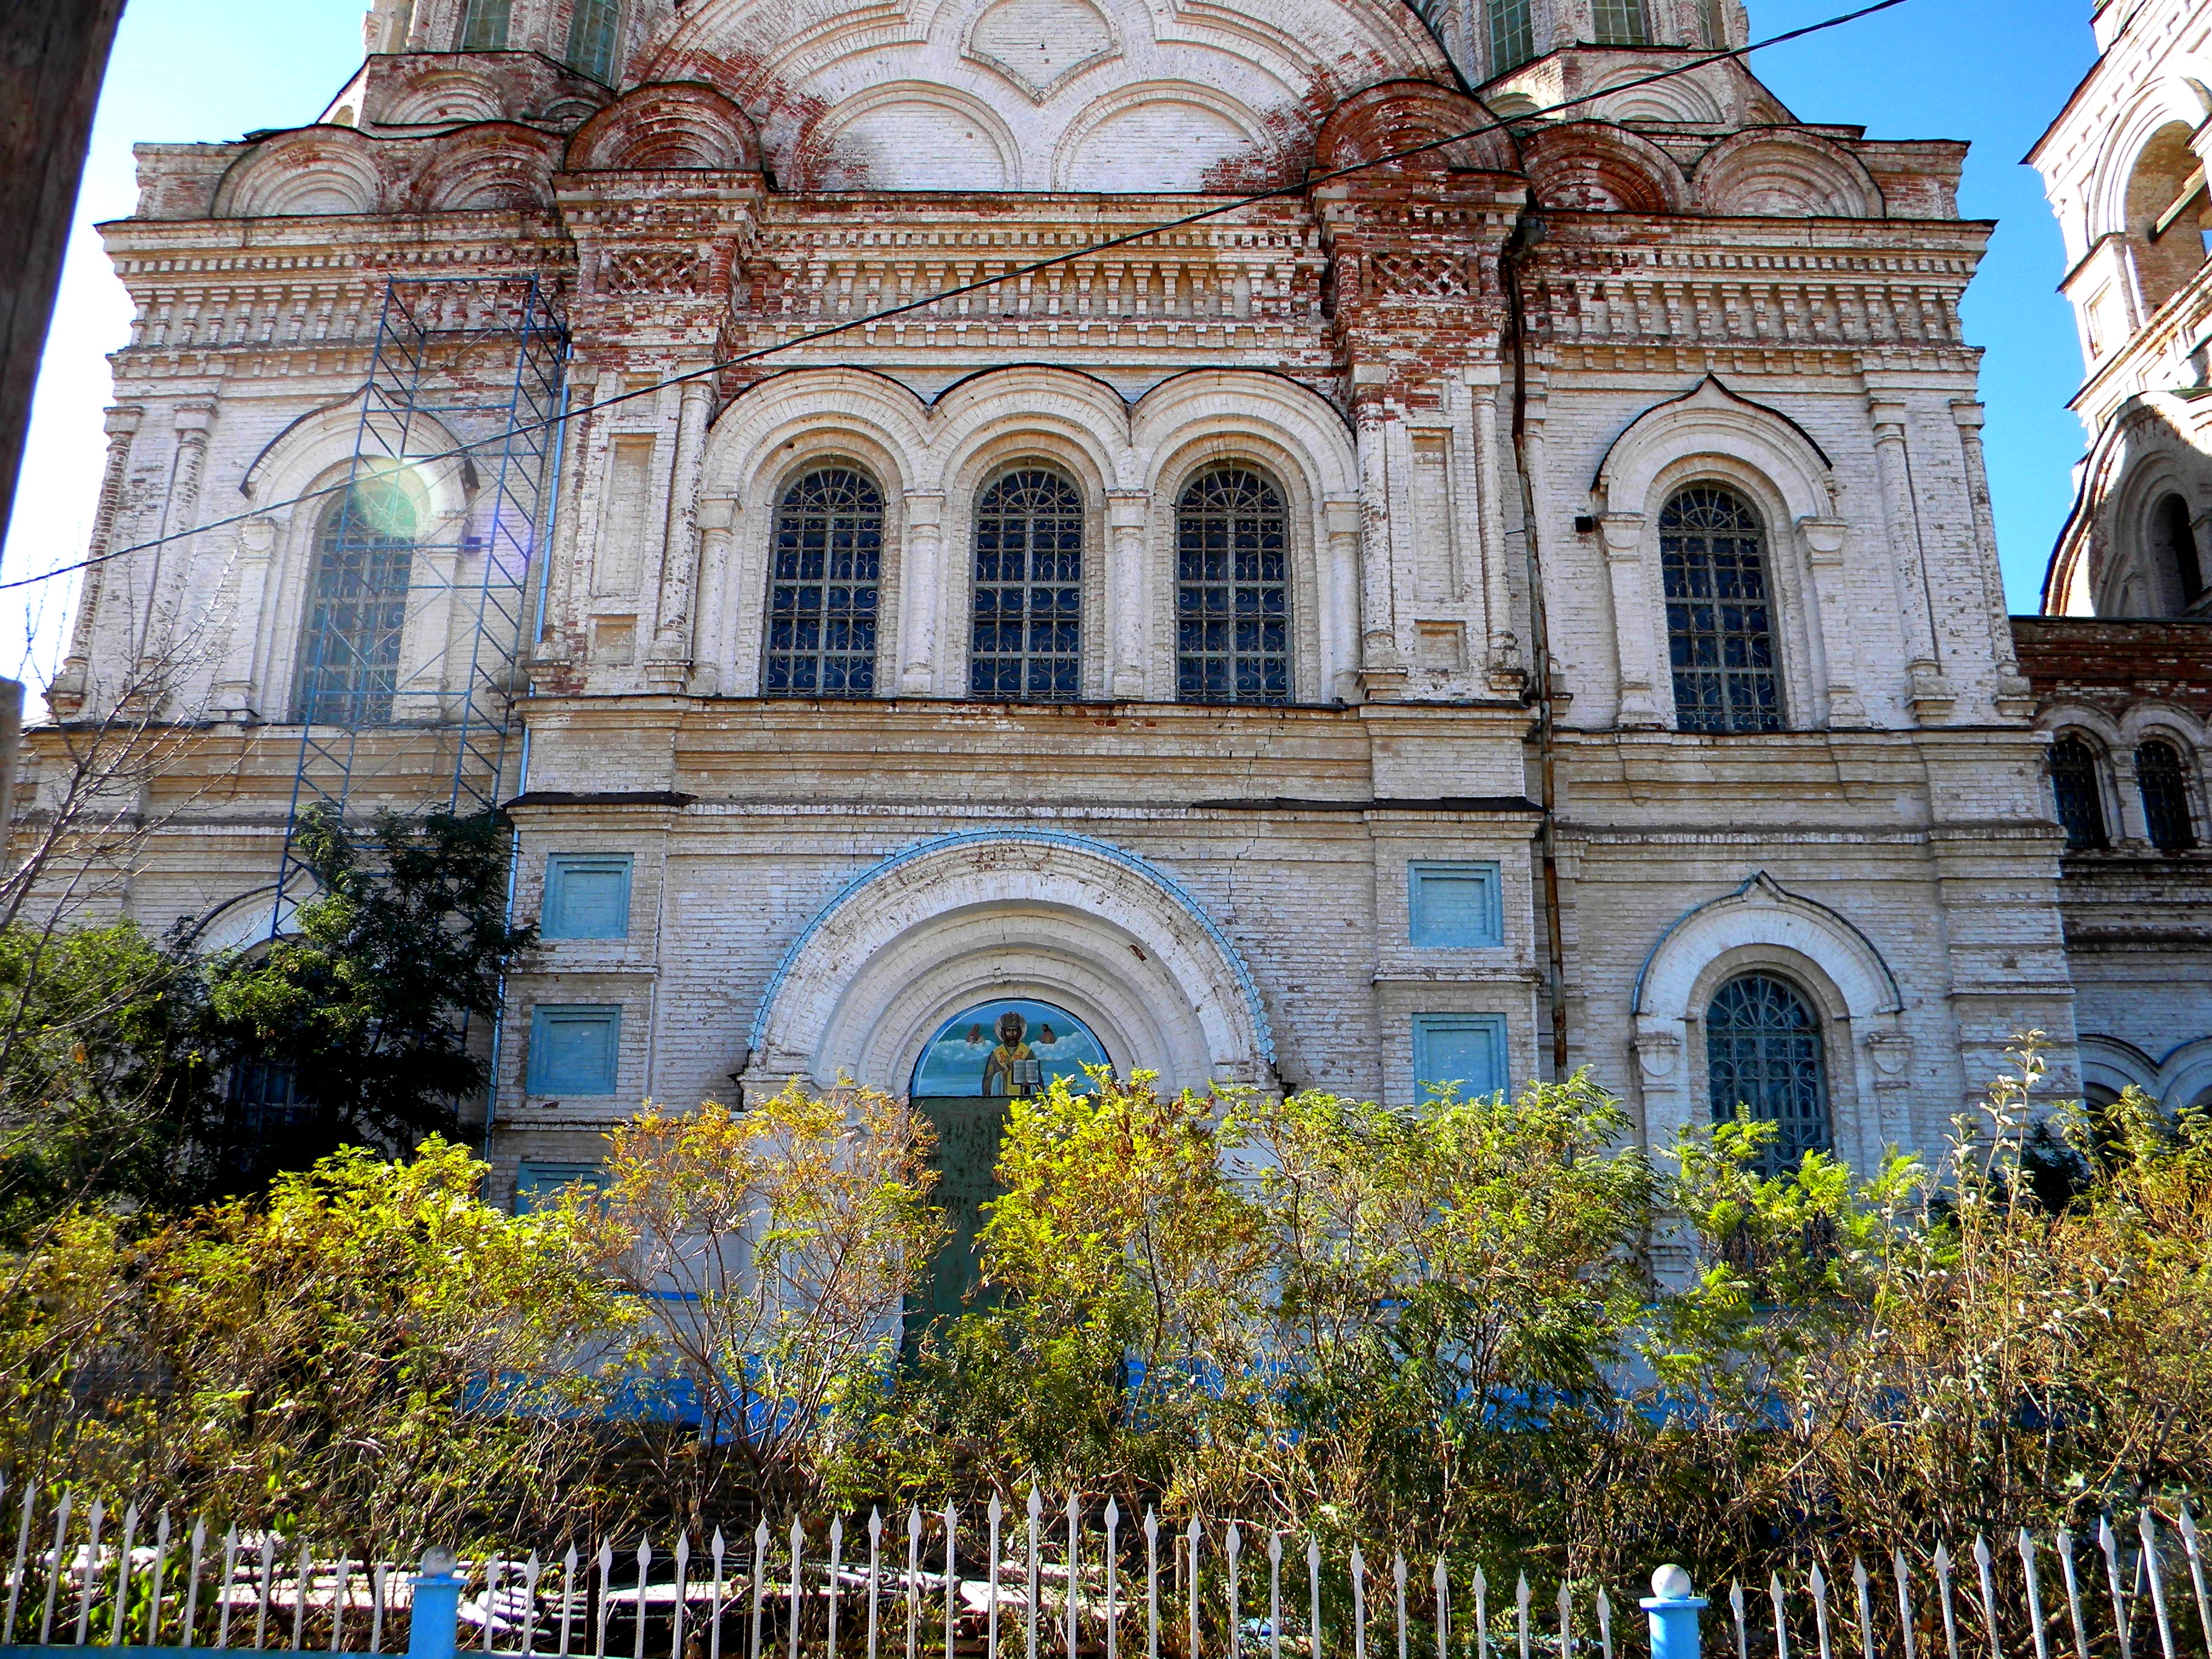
xmin=970 ymin=469 xmax=1084 ymax=702
xmin=2049 ymin=733 xmax=2108 ymax=850
xmin=1661 ymin=485 xmax=1783 ymax=732
xmin=460 ymin=0 xmax=511 ymax=50
xmin=1706 ymin=972 xmax=1831 ymax=1176
xmin=2137 ymin=738 xmax=2199 ymax=851
xmin=295 ymin=478 xmax=417 ymax=726
xmin=763 ymin=468 xmax=882 ymax=699
xmin=1176 ymin=468 xmax=1290 ymax=705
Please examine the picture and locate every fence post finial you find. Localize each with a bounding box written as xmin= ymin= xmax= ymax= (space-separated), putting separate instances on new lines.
xmin=1643 ymin=1565 xmax=1706 ymax=1659
xmin=409 ymin=1549 xmax=464 ymax=1659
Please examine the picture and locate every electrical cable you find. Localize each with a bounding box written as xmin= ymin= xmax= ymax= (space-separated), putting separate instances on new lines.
xmin=0 ymin=0 xmax=1911 ymax=595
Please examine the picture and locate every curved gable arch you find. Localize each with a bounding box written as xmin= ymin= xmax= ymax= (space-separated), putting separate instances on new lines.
xmin=2087 ymin=79 xmax=2212 ymax=241
xmin=1594 ymin=375 xmax=1836 ymax=521
xmin=744 ymin=829 xmax=1277 ymax=1093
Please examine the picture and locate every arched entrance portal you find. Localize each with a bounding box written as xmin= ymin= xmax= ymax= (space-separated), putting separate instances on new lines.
xmin=909 ymin=997 xmax=1112 ymax=1326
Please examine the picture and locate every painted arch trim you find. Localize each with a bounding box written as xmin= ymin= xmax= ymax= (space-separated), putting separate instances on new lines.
xmin=745 ymin=827 xmax=1277 ymax=1067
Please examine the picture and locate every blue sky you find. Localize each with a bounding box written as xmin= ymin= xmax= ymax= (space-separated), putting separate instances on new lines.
xmin=0 ymin=0 xmax=2099 ymax=685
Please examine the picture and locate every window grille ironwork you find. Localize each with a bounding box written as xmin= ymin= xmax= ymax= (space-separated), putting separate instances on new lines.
xmin=1176 ymin=468 xmax=1289 ymax=705
xmin=1661 ymin=484 xmax=1783 ymax=732
xmin=1591 ymin=0 xmax=1649 ymax=42
xmin=764 ymin=468 xmax=882 ymax=699
xmin=970 ymin=469 xmax=1084 ymax=702
xmin=2050 ymin=734 xmax=2108 ymax=850
xmin=1489 ymin=0 xmax=1535 ymax=72
xmin=1707 ymin=973 xmax=1830 ymax=1176
xmin=295 ymin=481 xmax=416 ymax=725
xmin=2137 ymin=739 xmax=2198 ymax=851
xmin=566 ymin=0 xmax=622 ymax=81
xmin=460 ymin=0 xmax=511 ymax=50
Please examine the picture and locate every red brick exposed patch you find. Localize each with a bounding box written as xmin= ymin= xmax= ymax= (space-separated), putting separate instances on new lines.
xmin=2013 ymin=617 xmax=2212 ymax=720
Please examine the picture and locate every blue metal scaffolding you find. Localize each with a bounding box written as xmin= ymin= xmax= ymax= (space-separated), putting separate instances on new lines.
xmin=272 ymin=276 xmax=569 ymax=928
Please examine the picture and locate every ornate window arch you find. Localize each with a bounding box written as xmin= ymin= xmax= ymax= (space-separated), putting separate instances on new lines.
xmin=2049 ymin=731 xmax=2110 ymax=851
xmin=970 ymin=467 xmax=1084 ymax=702
xmin=1660 ymin=483 xmax=1783 ymax=732
xmin=762 ymin=466 xmax=884 ymax=699
xmin=2136 ymin=736 xmax=2199 ymax=851
xmin=1175 ymin=466 xmax=1290 ymax=705
xmin=1592 ymin=378 xmax=1846 ymax=732
xmin=2122 ymin=121 xmax=2209 ymax=318
xmin=295 ymin=478 xmax=419 ymax=725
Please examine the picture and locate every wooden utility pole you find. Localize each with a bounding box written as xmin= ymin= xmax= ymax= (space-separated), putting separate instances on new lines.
xmin=0 ymin=0 xmax=128 ymax=546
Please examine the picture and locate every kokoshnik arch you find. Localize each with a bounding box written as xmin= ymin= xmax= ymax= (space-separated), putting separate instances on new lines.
xmin=22 ymin=0 xmax=2212 ymax=1229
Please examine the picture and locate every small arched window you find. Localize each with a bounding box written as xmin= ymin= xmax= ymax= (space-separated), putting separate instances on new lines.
xmin=566 ymin=0 xmax=623 ymax=82
xmin=1661 ymin=484 xmax=1782 ymax=732
xmin=296 ymin=478 xmax=417 ymax=726
xmin=763 ymin=468 xmax=882 ymax=699
xmin=1176 ymin=468 xmax=1290 ymax=705
xmin=1706 ymin=972 xmax=1831 ymax=1176
xmin=1489 ymin=0 xmax=1535 ymax=72
xmin=1591 ymin=0 xmax=1649 ymax=44
xmin=460 ymin=0 xmax=511 ymax=49
xmin=971 ymin=469 xmax=1083 ymax=702
xmin=2137 ymin=739 xmax=2198 ymax=852
xmin=2153 ymin=494 xmax=2205 ymax=611
xmin=2049 ymin=734 xmax=2108 ymax=851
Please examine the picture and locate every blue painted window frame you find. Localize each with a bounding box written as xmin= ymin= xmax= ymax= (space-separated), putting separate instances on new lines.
xmin=526 ymin=1004 xmax=621 ymax=1095
xmin=543 ymin=853 xmax=633 ymax=940
xmin=1407 ymin=860 xmax=1504 ymax=947
xmin=514 ymin=1161 xmax=606 ymax=1215
xmin=1411 ymin=1013 xmax=1510 ymax=1102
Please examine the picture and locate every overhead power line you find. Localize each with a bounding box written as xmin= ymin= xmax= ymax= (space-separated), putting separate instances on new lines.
xmin=0 ymin=0 xmax=1911 ymax=595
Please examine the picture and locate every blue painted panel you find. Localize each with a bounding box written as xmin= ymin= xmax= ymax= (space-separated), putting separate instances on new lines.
xmin=526 ymin=1005 xmax=620 ymax=1094
xmin=1409 ymin=861 xmax=1503 ymax=947
xmin=543 ymin=854 xmax=632 ymax=940
xmin=1411 ymin=1013 xmax=1509 ymax=1101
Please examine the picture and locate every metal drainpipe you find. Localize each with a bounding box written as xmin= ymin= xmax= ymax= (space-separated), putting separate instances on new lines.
xmin=1500 ymin=195 xmax=1572 ymax=1083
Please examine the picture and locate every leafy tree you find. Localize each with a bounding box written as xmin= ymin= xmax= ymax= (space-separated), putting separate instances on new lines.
xmin=0 ymin=1137 xmax=628 ymax=1549
xmin=0 ymin=920 xmax=218 ymax=1239
xmin=203 ymin=804 xmax=535 ymax=1167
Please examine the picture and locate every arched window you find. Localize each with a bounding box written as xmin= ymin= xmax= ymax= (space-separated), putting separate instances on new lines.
xmin=2049 ymin=734 xmax=2108 ymax=850
xmin=2126 ymin=123 xmax=2210 ymax=317
xmin=2137 ymin=738 xmax=2198 ymax=851
xmin=1489 ymin=0 xmax=1535 ymax=72
xmin=1661 ymin=484 xmax=1782 ymax=732
xmin=296 ymin=478 xmax=417 ymax=725
xmin=1176 ymin=468 xmax=1290 ymax=705
xmin=1591 ymin=0 xmax=1649 ymax=44
xmin=971 ymin=469 xmax=1083 ymax=702
xmin=566 ymin=0 xmax=622 ymax=82
xmin=1706 ymin=973 xmax=1831 ymax=1176
xmin=2153 ymin=494 xmax=2205 ymax=611
xmin=763 ymin=468 xmax=882 ymax=699
xmin=460 ymin=0 xmax=511 ymax=49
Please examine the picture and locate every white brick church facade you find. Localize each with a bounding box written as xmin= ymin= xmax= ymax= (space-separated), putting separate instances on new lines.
xmin=25 ymin=0 xmax=2209 ymax=1201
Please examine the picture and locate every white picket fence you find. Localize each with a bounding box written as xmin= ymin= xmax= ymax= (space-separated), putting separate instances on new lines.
xmin=1 ymin=1478 xmax=2208 ymax=1659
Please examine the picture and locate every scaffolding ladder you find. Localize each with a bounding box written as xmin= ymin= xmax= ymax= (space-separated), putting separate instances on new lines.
xmin=272 ymin=275 xmax=568 ymax=928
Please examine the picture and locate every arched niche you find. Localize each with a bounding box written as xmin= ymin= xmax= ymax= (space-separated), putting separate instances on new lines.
xmin=1629 ymin=871 xmax=1907 ymax=1174
xmin=743 ymin=830 xmax=1277 ymax=1096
